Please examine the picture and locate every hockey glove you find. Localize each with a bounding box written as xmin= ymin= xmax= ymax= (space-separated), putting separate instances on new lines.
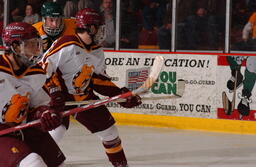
xmin=28 ymin=105 xmax=62 ymax=132
xmin=48 ymin=86 xmax=65 ymax=112
xmin=40 ymin=109 xmax=62 ymax=132
xmin=118 ymin=87 xmax=142 ymax=108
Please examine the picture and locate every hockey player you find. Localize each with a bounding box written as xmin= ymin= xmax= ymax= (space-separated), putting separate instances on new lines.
xmin=0 ymin=22 xmax=65 ymax=167
xmin=33 ymin=1 xmax=76 ymax=134
xmin=226 ymin=56 xmax=256 ymax=118
xmin=40 ymin=8 xmax=141 ymax=167
xmin=33 ymin=1 xmax=76 ymax=52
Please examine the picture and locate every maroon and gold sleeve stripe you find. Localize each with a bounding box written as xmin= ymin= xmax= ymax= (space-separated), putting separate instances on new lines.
xmin=92 ymin=73 xmax=122 ymax=97
xmin=0 ymin=55 xmax=45 ymax=77
xmin=0 ymin=66 xmax=12 ymax=75
xmin=43 ymin=35 xmax=84 ymax=62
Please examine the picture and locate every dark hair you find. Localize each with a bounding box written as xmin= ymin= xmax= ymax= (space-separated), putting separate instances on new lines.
xmin=25 ymin=3 xmax=35 ymax=14
xmin=75 ymin=27 xmax=88 ymax=34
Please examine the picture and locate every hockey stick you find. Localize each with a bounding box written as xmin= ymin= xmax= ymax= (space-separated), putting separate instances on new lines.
xmin=65 ymin=79 xmax=185 ymax=106
xmin=222 ymin=71 xmax=238 ymax=115
xmin=0 ymin=56 xmax=164 ymax=136
xmin=231 ymin=71 xmax=238 ymax=112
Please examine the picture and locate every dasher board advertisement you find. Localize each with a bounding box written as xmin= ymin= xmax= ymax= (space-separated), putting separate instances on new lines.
xmin=104 ymin=52 xmax=218 ymax=118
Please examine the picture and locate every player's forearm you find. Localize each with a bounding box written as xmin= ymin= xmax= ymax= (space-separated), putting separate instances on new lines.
xmin=92 ymin=73 xmax=122 ymax=97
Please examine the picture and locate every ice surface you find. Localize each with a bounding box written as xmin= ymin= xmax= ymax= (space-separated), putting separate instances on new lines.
xmin=61 ymin=122 xmax=256 ymax=167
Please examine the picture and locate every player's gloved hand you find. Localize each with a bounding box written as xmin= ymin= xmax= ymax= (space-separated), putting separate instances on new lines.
xmin=28 ymin=105 xmax=62 ymax=132
xmin=48 ymin=86 xmax=65 ymax=112
xmin=40 ymin=109 xmax=62 ymax=132
xmin=118 ymin=87 xmax=142 ymax=108
xmin=27 ymin=105 xmax=49 ymax=121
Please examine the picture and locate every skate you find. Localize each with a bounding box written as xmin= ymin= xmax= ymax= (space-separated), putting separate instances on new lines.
xmin=237 ymin=90 xmax=252 ymax=117
xmin=227 ymin=69 xmax=243 ymax=92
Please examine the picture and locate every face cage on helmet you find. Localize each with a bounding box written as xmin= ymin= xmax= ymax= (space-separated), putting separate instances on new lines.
xmin=15 ymin=38 xmax=43 ymax=67
xmin=42 ymin=17 xmax=64 ymax=37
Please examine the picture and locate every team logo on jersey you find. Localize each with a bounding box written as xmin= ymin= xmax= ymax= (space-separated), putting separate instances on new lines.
xmin=72 ymin=64 xmax=94 ymax=94
xmin=11 ymin=147 xmax=19 ymax=153
xmin=45 ymin=73 xmax=61 ymax=91
xmin=2 ymin=94 xmax=29 ymax=124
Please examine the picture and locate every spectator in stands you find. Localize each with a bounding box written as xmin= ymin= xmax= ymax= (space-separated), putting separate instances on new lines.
xmin=10 ymin=8 xmax=24 ymax=22
xmin=63 ymin=0 xmax=78 ymax=18
xmin=77 ymin=0 xmax=96 ymax=11
xmin=138 ymin=0 xmax=167 ymax=49
xmin=100 ymin=0 xmax=115 ymax=48
xmin=142 ymin=0 xmax=166 ymax=30
xmin=120 ymin=1 xmax=139 ymax=49
xmin=26 ymin=0 xmax=44 ymax=14
xmin=23 ymin=3 xmax=41 ymax=24
xmin=184 ymin=7 xmax=218 ymax=50
xmin=157 ymin=2 xmax=171 ymax=49
xmin=9 ymin=0 xmax=26 ymax=22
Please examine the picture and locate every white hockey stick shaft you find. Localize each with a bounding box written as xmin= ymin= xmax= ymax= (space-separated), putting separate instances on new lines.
xmin=65 ymin=79 xmax=185 ymax=106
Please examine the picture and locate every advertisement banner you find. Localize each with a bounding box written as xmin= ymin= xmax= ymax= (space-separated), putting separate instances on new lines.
xmin=217 ymin=56 xmax=256 ymax=121
xmin=104 ymin=52 xmax=218 ymax=118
